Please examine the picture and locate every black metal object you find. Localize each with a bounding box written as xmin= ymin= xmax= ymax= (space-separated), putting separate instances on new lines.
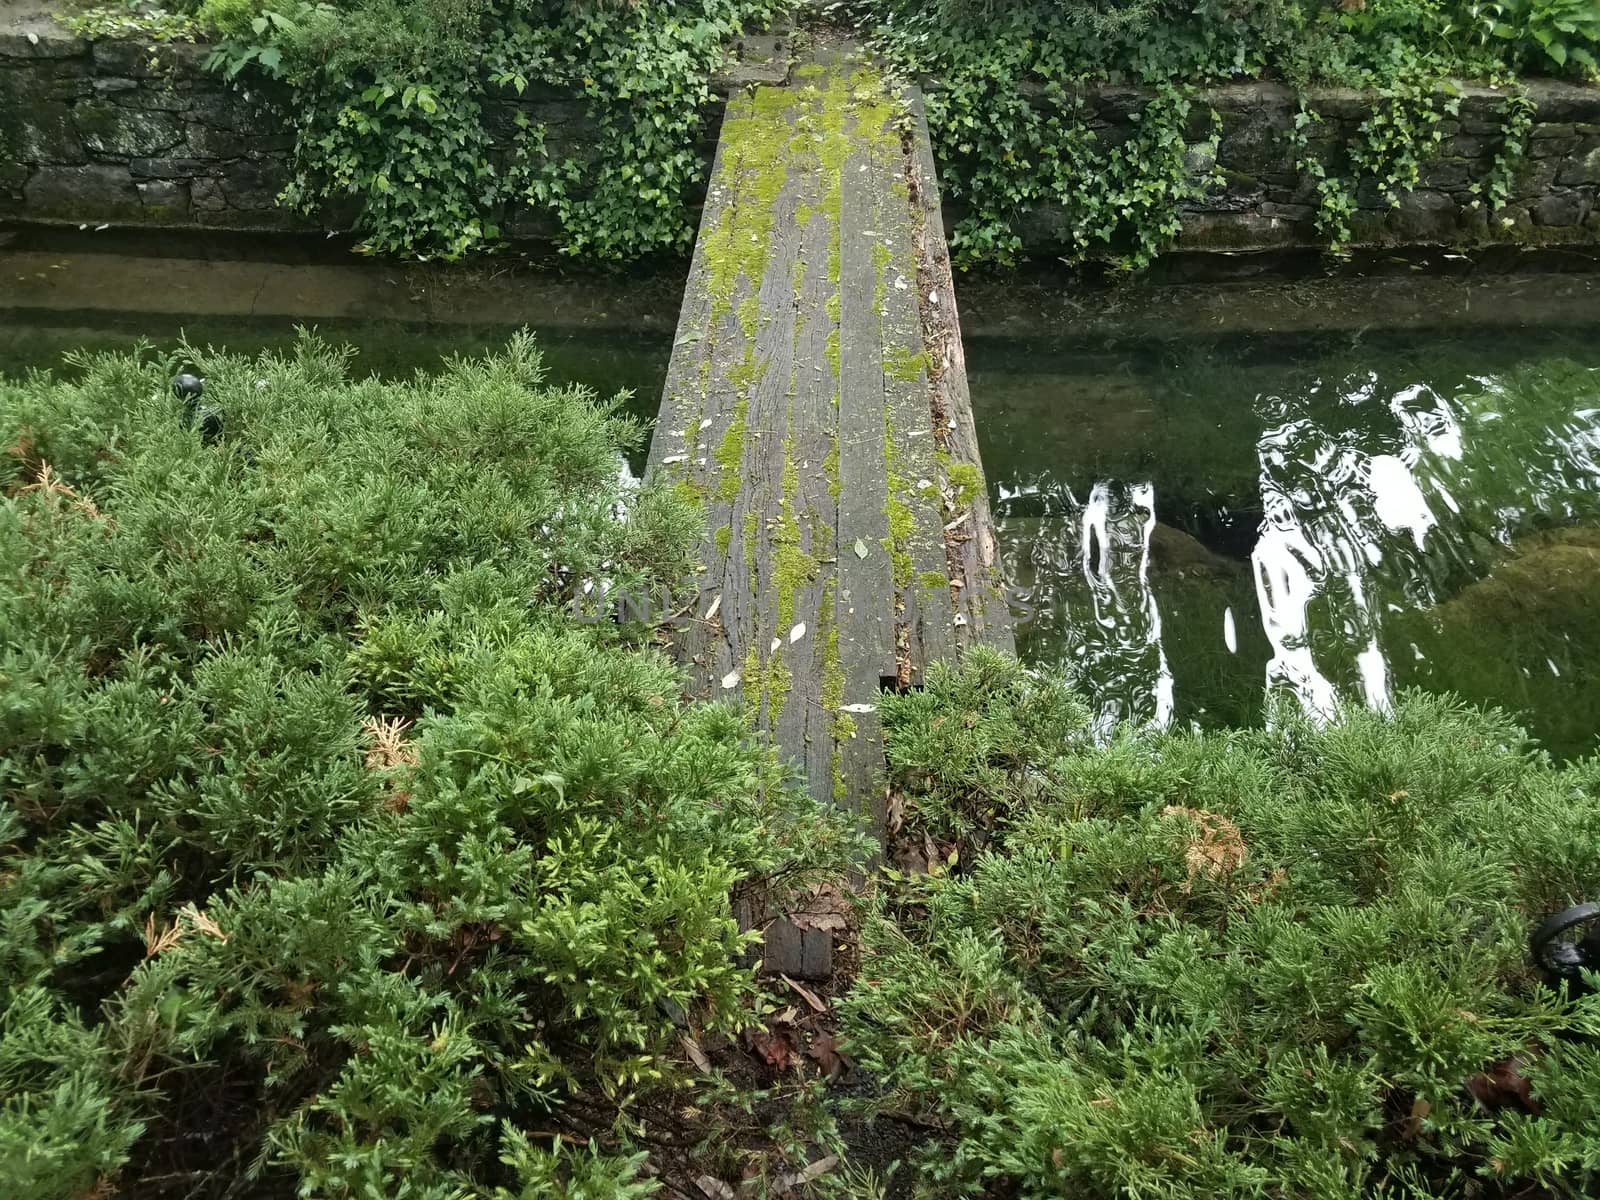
xmin=171 ymin=372 xmax=204 ymax=401
xmin=194 ymin=404 xmax=224 ymax=446
xmin=173 ymin=372 xmax=204 ymax=427
xmin=1531 ymin=902 xmax=1600 ymax=993
xmin=172 ymin=373 xmax=223 ymax=446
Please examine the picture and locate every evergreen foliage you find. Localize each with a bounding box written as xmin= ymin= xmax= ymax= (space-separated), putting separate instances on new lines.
xmin=846 ymin=650 xmax=1600 ymax=1197
xmin=0 ymin=335 xmax=855 ymax=1197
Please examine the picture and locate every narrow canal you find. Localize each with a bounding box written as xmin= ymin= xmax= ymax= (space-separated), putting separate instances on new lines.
xmin=963 ymin=266 xmax=1600 ymax=757
xmin=9 ymin=238 xmax=1600 ymax=756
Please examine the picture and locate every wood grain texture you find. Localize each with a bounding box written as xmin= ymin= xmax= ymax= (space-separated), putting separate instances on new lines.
xmin=648 ymin=60 xmax=1013 ymax=844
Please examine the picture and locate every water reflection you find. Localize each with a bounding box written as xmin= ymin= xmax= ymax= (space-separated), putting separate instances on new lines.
xmin=980 ymin=327 xmax=1600 ymax=756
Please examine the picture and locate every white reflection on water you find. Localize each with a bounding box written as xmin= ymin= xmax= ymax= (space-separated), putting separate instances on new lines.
xmin=1000 ymin=358 xmax=1600 ymax=733
xmin=1001 ymin=481 xmax=1174 ymax=734
xmin=1081 ymin=481 xmax=1174 ymax=733
xmin=1250 ymin=377 xmax=1466 ymax=718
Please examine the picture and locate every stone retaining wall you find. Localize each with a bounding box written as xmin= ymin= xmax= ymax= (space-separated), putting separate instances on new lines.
xmin=4 ymin=19 xmax=1597 ymax=254
xmin=0 ymin=24 xmax=687 ymax=238
xmin=1004 ymin=80 xmax=1600 ymax=253
xmin=2 ymin=31 xmax=301 ymax=230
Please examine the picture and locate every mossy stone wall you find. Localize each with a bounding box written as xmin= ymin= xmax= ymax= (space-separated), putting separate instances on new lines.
xmin=5 ymin=17 xmax=1597 ymax=254
xmin=989 ymin=79 xmax=1600 ymax=254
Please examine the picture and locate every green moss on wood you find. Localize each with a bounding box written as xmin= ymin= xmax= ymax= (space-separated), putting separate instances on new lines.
xmin=945 ymin=459 xmax=983 ymax=509
xmin=884 ymin=344 xmax=927 ymax=383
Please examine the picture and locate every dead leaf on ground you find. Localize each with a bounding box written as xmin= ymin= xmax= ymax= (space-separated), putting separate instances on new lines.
xmin=886 ymin=788 xmax=906 ymax=837
xmin=695 ymin=1175 xmax=735 ymax=1200
xmin=680 ymin=1034 xmax=712 ymax=1074
xmin=807 ymin=1033 xmax=851 ymax=1079
xmin=776 ymin=1155 xmax=839 ymax=1190
xmin=1403 ymin=1095 xmax=1431 ymax=1141
xmin=1162 ymin=805 xmax=1248 ymax=885
xmin=787 ymin=883 xmax=850 ymax=933
xmin=744 ymin=1026 xmax=794 ymax=1071
xmin=1467 ymin=1055 xmax=1538 ymax=1112
xmin=782 ymin=973 xmax=828 ymax=1014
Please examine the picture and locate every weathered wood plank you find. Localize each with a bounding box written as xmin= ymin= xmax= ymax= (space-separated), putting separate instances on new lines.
xmin=905 ymin=91 xmax=1014 ymax=653
xmin=647 ymin=61 xmax=1011 ymax=852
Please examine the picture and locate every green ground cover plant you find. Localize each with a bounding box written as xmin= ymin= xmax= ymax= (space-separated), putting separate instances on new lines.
xmin=0 ymin=334 xmax=857 ymax=1198
xmin=843 ymin=649 xmax=1600 ymax=1197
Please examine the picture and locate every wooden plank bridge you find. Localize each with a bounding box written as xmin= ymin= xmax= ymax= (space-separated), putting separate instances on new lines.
xmin=648 ymin=52 xmax=1011 ymax=862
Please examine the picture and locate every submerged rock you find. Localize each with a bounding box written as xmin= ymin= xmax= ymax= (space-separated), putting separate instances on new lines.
xmin=1415 ymin=525 xmax=1600 ymax=759
xmin=1434 ymin=526 xmax=1600 ymax=640
xmin=1149 ymin=521 xmax=1247 ymax=579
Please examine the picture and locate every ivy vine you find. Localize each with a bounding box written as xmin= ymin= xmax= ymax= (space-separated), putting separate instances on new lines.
xmin=208 ymin=0 xmax=775 ymax=261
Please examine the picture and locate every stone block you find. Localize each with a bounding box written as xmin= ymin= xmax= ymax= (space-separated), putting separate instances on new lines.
xmin=129 ymin=156 xmax=214 ymax=179
xmin=75 ymin=101 xmax=185 ymax=157
xmin=190 ymin=175 xmax=227 ymax=212
xmin=1421 ymin=160 xmax=1473 ymax=190
xmin=1533 ymin=191 xmax=1590 ymax=227
xmin=1446 ymin=134 xmax=1492 ymax=158
xmin=1527 ymin=82 xmax=1600 ymax=124
xmin=0 ymin=30 xmax=87 ymax=59
xmin=1260 ymin=200 xmax=1314 ymax=222
xmin=137 ymin=178 xmax=189 ymax=219
xmin=90 ymin=38 xmax=207 ymax=79
xmin=1388 ymin=189 xmax=1458 ymax=241
xmin=1175 ymin=211 xmax=1298 ymax=250
xmin=183 ymin=120 xmax=255 ymax=158
xmin=113 ymin=85 xmax=195 ymax=113
xmin=5 ymin=99 xmax=87 ymax=163
xmin=1183 ymin=141 xmax=1217 ymax=176
xmin=24 ymin=161 xmax=141 ymax=219
xmin=220 ymin=158 xmax=286 ymax=211
xmin=1557 ymin=146 xmax=1600 ymax=186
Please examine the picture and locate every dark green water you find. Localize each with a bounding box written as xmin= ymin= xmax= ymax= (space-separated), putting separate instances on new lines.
xmin=969 ymin=306 xmax=1600 ymax=758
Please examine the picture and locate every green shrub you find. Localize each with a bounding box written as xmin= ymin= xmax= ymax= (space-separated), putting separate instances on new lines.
xmin=0 ymin=334 xmax=856 ymax=1197
xmin=852 ymin=0 xmax=1584 ymax=267
xmin=846 ymin=653 xmax=1600 ymax=1197
xmin=197 ymin=0 xmax=776 ymax=261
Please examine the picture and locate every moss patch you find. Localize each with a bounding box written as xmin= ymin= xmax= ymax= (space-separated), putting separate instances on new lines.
xmin=884 ymin=344 xmax=927 ymax=383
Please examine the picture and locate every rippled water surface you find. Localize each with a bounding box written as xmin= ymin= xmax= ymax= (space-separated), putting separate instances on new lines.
xmin=967 ymin=278 xmax=1600 ymax=757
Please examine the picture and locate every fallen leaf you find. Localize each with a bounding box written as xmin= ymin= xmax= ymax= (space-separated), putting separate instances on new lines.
xmin=695 ymin=1175 xmax=734 ymax=1200
xmin=853 ymin=537 xmax=869 ymax=559
xmin=787 ymin=883 xmax=850 ymax=933
xmin=781 ymin=973 xmax=828 ymax=1014
xmin=789 ymin=622 xmax=806 ymax=644
xmin=776 ymin=1155 xmax=839 ymax=1190
xmin=681 ymin=1035 xmax=712 ymax=1074
xmin=721 ymin=670 xmax=741 ymax=690
xmin=807 ymin=1033 xmax=851 ymax=1079
xmin=745 ymin=1026 xmax=793 ymax=1071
